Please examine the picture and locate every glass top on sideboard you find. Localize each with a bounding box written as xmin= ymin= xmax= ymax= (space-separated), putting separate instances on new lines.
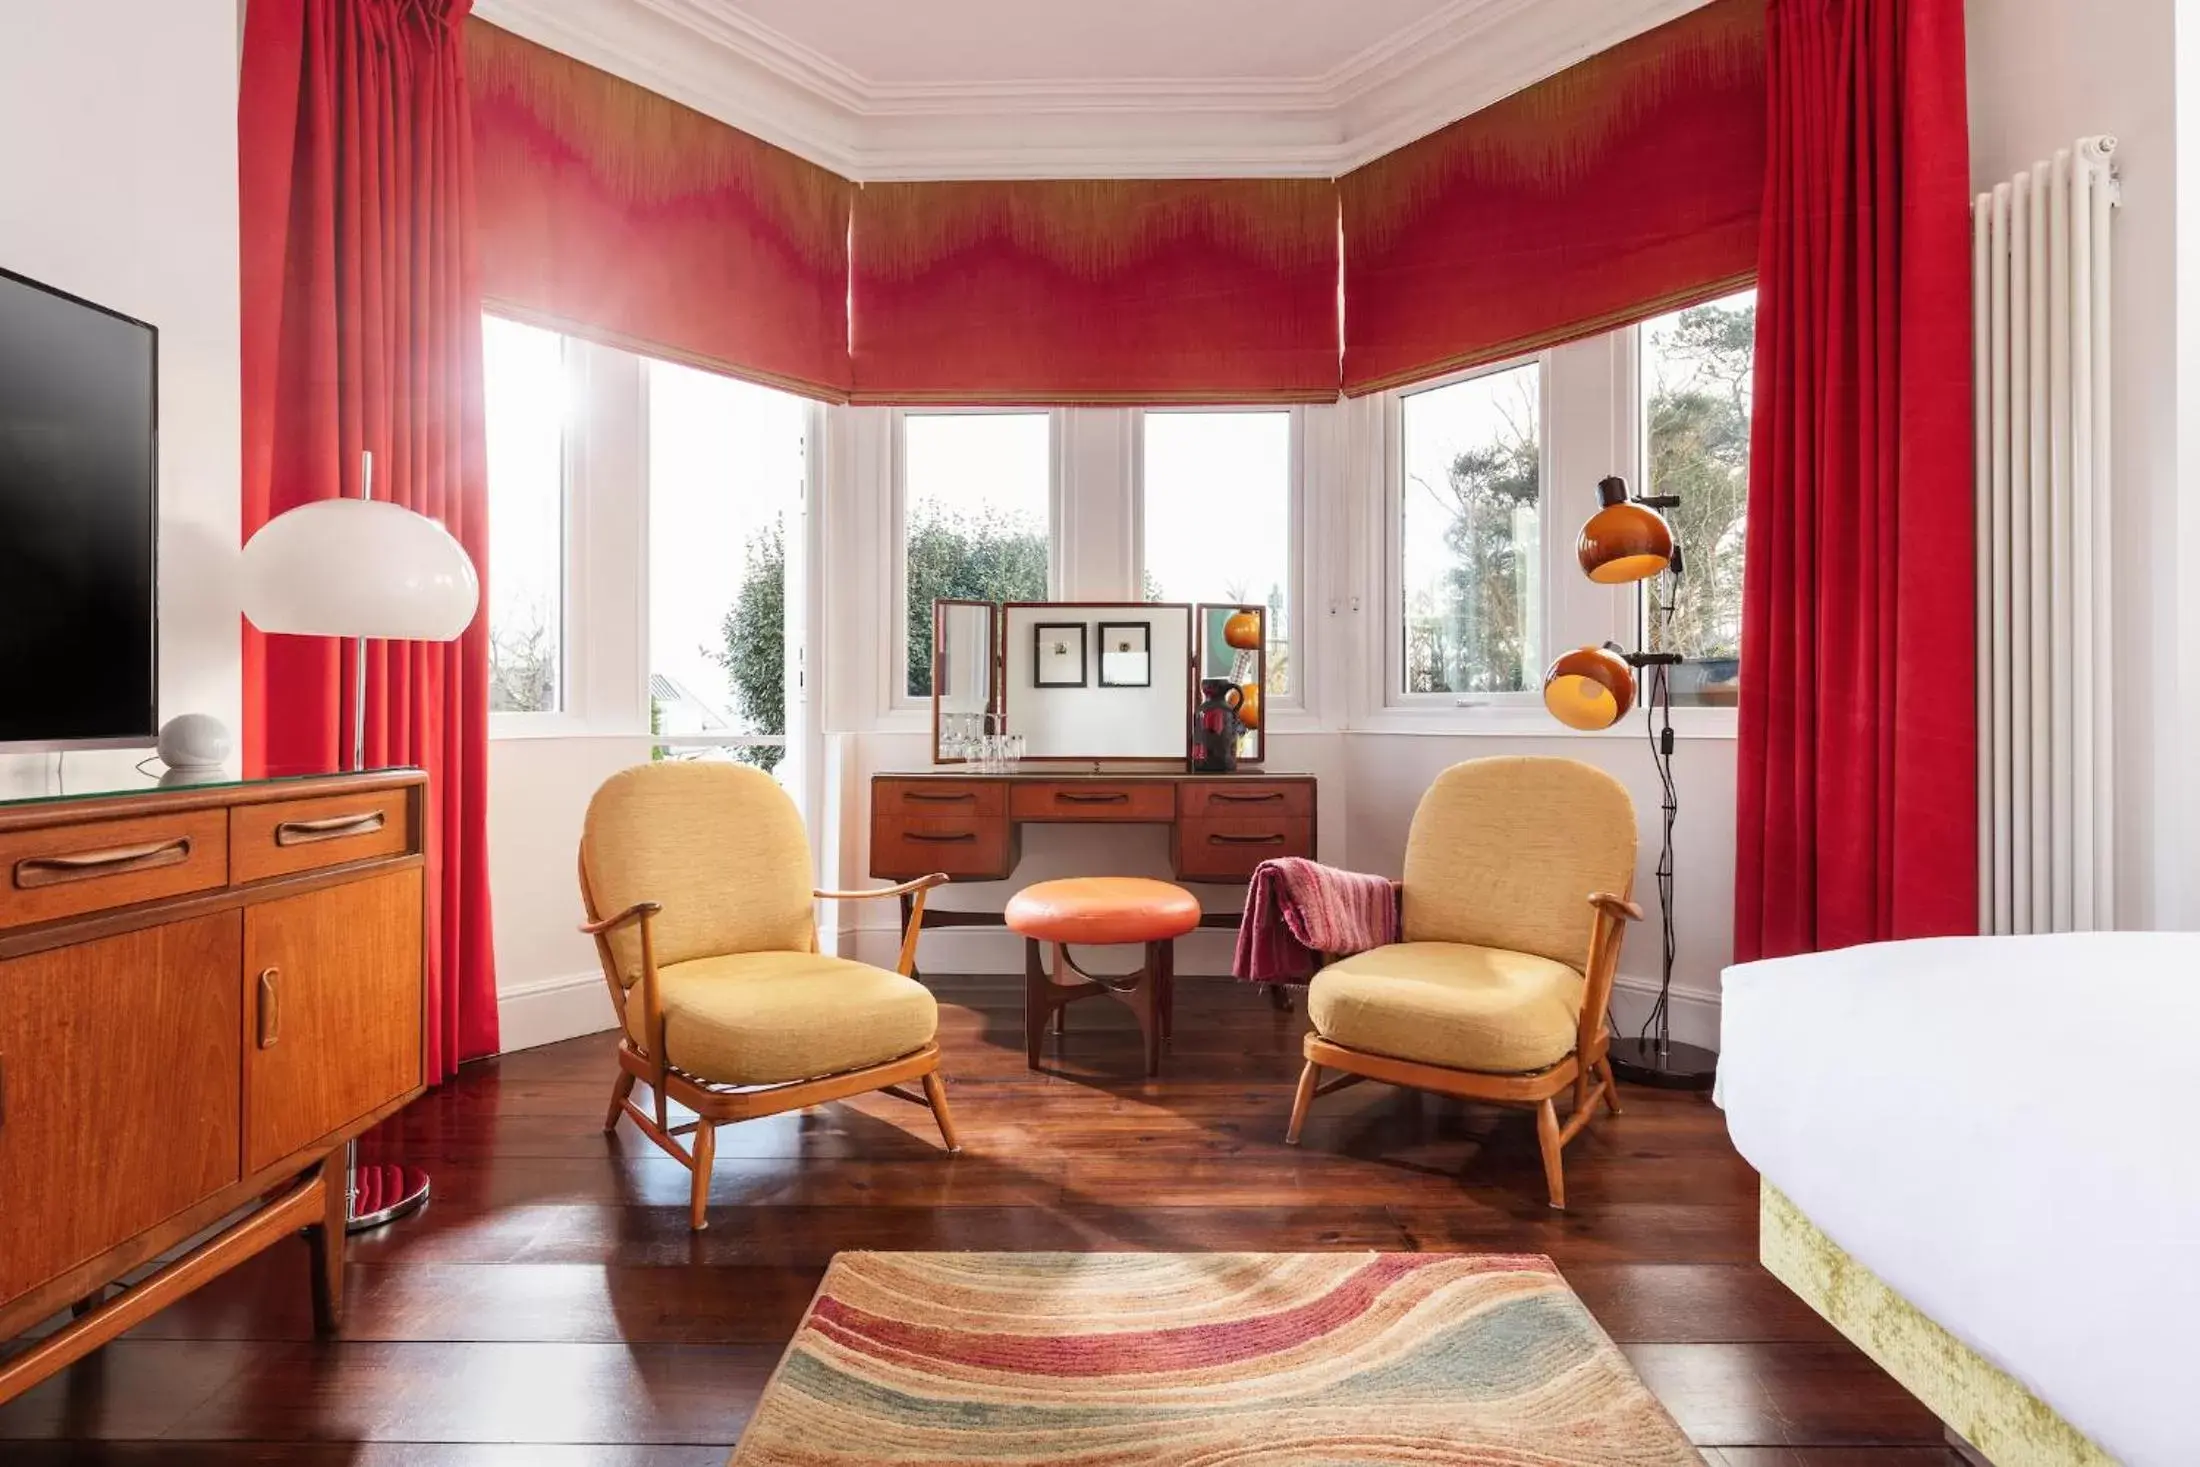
xmin=0 ymin=760 xmax=421 ymax=810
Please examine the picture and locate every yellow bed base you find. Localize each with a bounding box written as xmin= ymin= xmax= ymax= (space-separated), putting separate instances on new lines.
xmin=1760 ymin=1182 xmax=2115 ymax=1467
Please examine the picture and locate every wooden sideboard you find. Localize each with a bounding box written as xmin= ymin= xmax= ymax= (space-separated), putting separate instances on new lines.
xmin=0 ymin=769 xmax=428 ymax=1405
xmin=869 ymin=771 xmax=1318 ymax=956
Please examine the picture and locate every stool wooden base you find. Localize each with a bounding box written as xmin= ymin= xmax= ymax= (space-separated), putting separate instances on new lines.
xmin=1024 ymin=937 xmax=1176 ymax=1076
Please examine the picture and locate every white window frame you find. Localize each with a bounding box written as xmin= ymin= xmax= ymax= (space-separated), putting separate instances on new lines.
xmin=1130 ymin=405 xmax=1308 ymax=716
xmin=888 ymin=406 xmax=1063 ymax=712
xmin=1380 ymin=351 xmax=1556 ymax=717
xmin=485 ymin=314 xmax=586 ymax=740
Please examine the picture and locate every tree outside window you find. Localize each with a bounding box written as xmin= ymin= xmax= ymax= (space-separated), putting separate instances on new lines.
xmin=899 ymin=414 xmax=1052 ymax=700
xmin=1399 ymin=363 xmax=1543 ymax=696
xmin=1642 ymin=290 xmax=1755 ymax=703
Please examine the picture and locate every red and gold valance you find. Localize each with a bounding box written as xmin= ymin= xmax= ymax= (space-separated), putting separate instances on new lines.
xmin=467 ymin=20 xmax=852 ymax=399
xmin=849 ymin=179 xmax=1341 ymax=405
xmin=1341 ymin=0 xmax=1765 ymax=395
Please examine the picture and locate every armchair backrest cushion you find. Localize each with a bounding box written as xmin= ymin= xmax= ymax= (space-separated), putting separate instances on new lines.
xmin=580 ymin=761 xmax=816 ymax=985
xmin=1400 ymin=756 xmax=1637 ymax=971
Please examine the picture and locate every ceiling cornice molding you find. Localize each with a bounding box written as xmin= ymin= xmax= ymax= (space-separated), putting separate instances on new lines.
xmin=472 ymin=0 xmax=1714 ymax=181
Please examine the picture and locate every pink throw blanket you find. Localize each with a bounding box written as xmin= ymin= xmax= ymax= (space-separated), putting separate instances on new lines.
xmin=1233 ymin=857 xmax=1400 ymax=984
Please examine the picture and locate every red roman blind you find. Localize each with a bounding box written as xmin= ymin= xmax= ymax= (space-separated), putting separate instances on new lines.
xmin=849 ymin=178 xmax=1341 ymax=405
xmin=1341 ymin=0 xmax=1765 ymax=395
xmin=467 ymin=20 xmax=853 ymax=399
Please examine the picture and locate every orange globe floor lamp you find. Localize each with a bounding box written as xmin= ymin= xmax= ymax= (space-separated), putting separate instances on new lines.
xmin=1543 ymin=475 xmax=1717 ymax=1091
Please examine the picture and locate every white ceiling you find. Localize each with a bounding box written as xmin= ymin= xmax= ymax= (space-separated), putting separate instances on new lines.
xmin=473 ymin=0 xmax=1711 ymax=179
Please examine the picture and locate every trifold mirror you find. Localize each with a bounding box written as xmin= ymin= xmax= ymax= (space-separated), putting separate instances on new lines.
xmin=932 ymin=599 xmax=1262 ymax=766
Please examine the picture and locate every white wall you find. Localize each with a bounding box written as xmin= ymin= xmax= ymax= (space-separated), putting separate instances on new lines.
xmin=0 ymin=0 xmax=242 ymax=795
xmin=1967 ymin=0 xmax=2199 ymax=929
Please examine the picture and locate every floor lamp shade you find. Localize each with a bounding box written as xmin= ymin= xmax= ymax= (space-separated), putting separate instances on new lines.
xmin=241 ymin=499 xmax=479 ymax=641
xmin=1542 ymin=644 xmax=1636 ymax=731
xmin=1577 ymin=475 xmax=1674 ymax=585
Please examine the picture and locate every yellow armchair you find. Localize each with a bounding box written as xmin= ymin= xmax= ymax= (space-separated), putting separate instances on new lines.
xmin=577 ymin=761 xmax=959 ymax=1230
xmin=1284 ymin=756 xmax=1640 ymax=1209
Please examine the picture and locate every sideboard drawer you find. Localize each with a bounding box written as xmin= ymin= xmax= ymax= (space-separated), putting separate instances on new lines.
xmin=1009 ymin=781 xmax=1174 ymax=823
xmin=231 ymin=788 xmax=412 ymax=885
xmin=1177 ymin=780 xmax=1314 ymax=822
xmin=0 ymin=810 xmax=229 ymax=929
xmin=873 ymin=817 xmax=1014 ymax=880
xmin=1173 ymin=817 xmax=1314 ymax=881
xmin=874 ymin=778 xmax=1007 ymax=819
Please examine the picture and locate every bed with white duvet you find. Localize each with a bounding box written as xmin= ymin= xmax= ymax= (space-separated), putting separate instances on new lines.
xmin=1718 ymin=931 xmax=2200 ymax=1465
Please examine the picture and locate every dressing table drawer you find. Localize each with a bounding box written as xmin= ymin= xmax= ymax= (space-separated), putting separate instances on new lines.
xmin=1009 ymin=782 xmax=1174 ymax=823
xmin=873 ymin=816 xmax=1014 ymax=880
xmin=874 ymin=779 xmax=1007 ymax=819
xmin=1173 ymin=817 xmax=1314 ymax=881
xmin=1177 ymin=781 xmax=1313 ymax=822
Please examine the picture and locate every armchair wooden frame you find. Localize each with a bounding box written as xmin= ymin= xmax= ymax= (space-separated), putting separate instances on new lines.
xmin=577 ymin=856 xmax=961 ymax=1230
xmin=1284 ymin=891 xmax=1642 ymax=1210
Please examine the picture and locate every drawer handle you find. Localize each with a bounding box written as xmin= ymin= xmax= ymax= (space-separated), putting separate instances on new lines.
xmin=1209 ymin=832 xmax=1287 ymax=846
xmin=257 ymin=967 xmax=281 ymax=1049
xmin=1212 ymin=790 xmax=1285 ymax=804
xmin=15 ymin=836 xmax=192 ymax=889
xmin=905 ymin=831 xmax=978 ymax=844
xmin=274 ymin=810 xmax=386 ymax=846
xmin=1056 ymin=791 xmax=1130 ymax=804
xmin=903 ymin=790 xmax=977 ymax=804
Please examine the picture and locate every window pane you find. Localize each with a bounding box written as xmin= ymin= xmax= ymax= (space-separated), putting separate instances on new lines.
xmin=903 ymin=413 xmax=1051 ymax=699
xmin=483 ymin=315 xmax=566 ymax=714
xmin=1142 ymin=412 xmax=1293 ymax=697
xmin=1643 ymin=289 xmax=1754 ymax=706
xmin=1398 ymin=363 xmax=1542 ymax=695
xmin=648 ymin=359 xmax=807 ymax=774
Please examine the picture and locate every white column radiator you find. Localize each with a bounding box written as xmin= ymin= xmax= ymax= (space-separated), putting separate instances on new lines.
xmin=1973 ymin=136 xmax=2119 ymax=935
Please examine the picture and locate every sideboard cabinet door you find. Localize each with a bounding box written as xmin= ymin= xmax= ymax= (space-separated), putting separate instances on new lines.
xmin=0 ymin=914 xmax=243 ymax=1301
xmin=243 ymin=868 xmax=424 ymax=1174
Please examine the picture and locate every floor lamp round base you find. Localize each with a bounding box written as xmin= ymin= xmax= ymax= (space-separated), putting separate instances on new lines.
xmin=1608 ymin=1036 xmax=1719 ymax=1091
xmin=346 ymin=1162 xmax=431 ymax=1233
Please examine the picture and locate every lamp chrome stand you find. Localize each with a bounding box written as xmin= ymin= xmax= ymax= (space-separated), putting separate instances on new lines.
xmin=342 ymin=449 xmax=433 ymax=1232
xmin=1609 ymin=541 xmax=1718 ymax=1092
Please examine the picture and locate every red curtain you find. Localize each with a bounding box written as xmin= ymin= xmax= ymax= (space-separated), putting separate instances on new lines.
xmin=240 ymin=0 xmax=499 ymax=1078
xmin=468 ymin=20 xmax=853 ymax=401
xmin=851 ymin=179 xmax=1340 ymax=405
xmin=1341 ymin=0 xmax=1765 ymax=395
xmin=1734 ymin=0 xmax=1976 ymax=959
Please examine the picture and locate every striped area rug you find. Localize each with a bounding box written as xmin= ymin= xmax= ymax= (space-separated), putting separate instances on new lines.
xmin=729 ymin=1252 xmax=1702 ymax=1465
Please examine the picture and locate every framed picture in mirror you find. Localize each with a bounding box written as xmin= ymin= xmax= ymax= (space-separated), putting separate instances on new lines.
xmin=1032 ymin=623 xmax=1088 ymax=688
xmin=1097 ymin=621 xmax=1152 ymax=687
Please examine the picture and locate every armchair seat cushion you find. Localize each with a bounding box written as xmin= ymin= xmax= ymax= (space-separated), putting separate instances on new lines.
xmin=1307 ymin=941 xmax=1585 ymax=1074
xmin=627 ymin=951 xmax=938 ymax=1087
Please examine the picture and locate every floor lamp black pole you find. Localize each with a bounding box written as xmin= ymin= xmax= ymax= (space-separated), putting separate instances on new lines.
xmin=1609 ymin=570 xmax=1718 ymax=1091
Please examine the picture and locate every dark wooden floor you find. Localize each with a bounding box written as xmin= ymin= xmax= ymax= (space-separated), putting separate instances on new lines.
xmin=1 ymin=973 xmax=1955 ymax=1464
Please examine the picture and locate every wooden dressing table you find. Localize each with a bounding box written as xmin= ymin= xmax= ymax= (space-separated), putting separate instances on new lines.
xmin=868 ymin=769 xmax=1318 ymax=953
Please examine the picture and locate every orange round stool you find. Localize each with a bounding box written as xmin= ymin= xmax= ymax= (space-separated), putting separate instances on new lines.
xmin=1004 ymin=877 xmax=1202 ymax=1076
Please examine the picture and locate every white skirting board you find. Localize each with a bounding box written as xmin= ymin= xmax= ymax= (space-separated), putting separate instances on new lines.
xmin=496 ymin=970 xmax=616 ymax=1054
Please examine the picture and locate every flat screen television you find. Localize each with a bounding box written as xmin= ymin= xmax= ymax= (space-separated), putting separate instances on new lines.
xmin=0 ymin=266 xmax=158 ymax=752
